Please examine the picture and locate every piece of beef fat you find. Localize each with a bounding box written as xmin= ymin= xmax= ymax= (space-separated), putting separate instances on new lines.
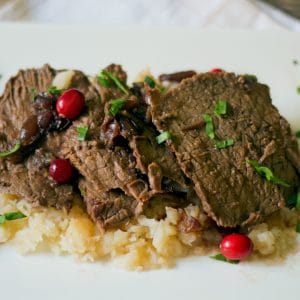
xmin=150 ymin=72 xmax=300 ymax=227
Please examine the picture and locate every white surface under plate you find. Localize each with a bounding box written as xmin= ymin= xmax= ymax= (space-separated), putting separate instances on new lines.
xmin=0 ymin=23 xmax=300 ymax=300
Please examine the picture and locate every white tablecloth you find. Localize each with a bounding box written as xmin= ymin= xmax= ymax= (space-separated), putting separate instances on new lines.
xmin=0 ymin=0 xmax=299 ymax=30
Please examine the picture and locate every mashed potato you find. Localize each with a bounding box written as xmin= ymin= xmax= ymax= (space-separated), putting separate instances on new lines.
xmin=0 ymin=194 xmax=299 ymax=270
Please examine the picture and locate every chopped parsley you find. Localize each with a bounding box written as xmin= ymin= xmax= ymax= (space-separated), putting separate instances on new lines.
xmin=202 ymin=105 xmax=234 ymax=149
xmin=144 ymin=76 xmax=156 ymax=88
xmin=245 ymin=74 xmax=258 ymax=82
xmin=216 ymin=139 xmax=234 ymax=149
xmin=48 ymin=86 xmax=62 ymax=95
xmin=287 ymin=193 xmax=297 ymax=208
xmin=297 ymin=86 xmax=300 ymax=94
xmin=210 ymin=253 xmax=239 ymax=264
xmin=4 ymin=211 xmax=26 ymax=220
xmin=296 ymin=195 xmax=300 ymax=209
xmin=98 ymin=72 xmax=111 ymax=88
xmin=247 ymin=160 xmax=290 ymax=187
xmin=296 ymin=131 xmax=300 ymax=138
xmin=0 ymin=211 xmax=26 ymax=225
xmin=214 ymin=100 xmax=228 ymax=117
xmin=203 ymin=113 xmax=215 ymax=139
xmin=293 ymin=59 xmax=299 ymax=65
xmin=77 ymin=126 xmax=89 ymax=141
xmin=0 ymin=142 xmax=21 ymax=157
xmin=286 ymin=190 xmax=300 ymax=209
xmin=109 ymin=99 xmax=126 ymax=117
xmin=144 ymin=75 xmax=165 ymax=92
xmin=156 ymin=131 xmax=172 ymax=144
xmin=79 ymin=187 xmax=86 ymax=197
xmin=28 ymin=87 xmax=37 ymax=102
xmin=98 ymin=70 xmax=129 ymax=95
xmin=296 ymin=221 xmax=300 ymax=233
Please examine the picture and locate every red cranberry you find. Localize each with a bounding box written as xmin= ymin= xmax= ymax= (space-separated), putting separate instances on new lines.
xmin=56 ymin=89 xmax=85 ymax=120
xmin=220 ymin=233 xmax=253 ymax=260
xmin=210 ymin=68 xmax=223 ymax=74
xmin=49 ymin=159 xmax=73 ymax=184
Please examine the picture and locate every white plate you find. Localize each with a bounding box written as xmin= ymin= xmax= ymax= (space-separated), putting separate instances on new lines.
xmin=0 ymin=23 xmax=300 ymax=300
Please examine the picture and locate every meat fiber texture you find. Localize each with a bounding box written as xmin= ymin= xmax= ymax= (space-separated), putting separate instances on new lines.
xmin=150 ymin=72 xmax=300 ymax=227
xmin=1 ymin=65 xmax=299 ymax=232
xmin=0 ymin=65 xmax=191 ymax=231
xmin=0 ymin=65 xmax=77 ymax=210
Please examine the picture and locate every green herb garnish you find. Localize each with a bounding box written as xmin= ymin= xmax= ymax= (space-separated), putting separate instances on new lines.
xmin=4 ymin=211 xmax=26 ymax=220
xmin=296 ymin=193 xmax=300 ymax=209
xmin=99 ymin=70 xmax=129 ymax=95
xmin=0 ymin=215 xmax=5 ymax=224
xmin=287 ymin=193 xmax=297 ymax=208
xmin=247 ymin=160 xmax=290 ymax=187
xmin=296 ymin=131 xmax=300 ymax=138
xmin=287 ymin=190 xmax=300 ymax=209
xmin=156 ymin=131 xmax=172 ymax=144
xmin=246 ymin=74 xmax=258 ymax=82
xmin=296 ymin=221 xmax=300 ymax=233
xmin=214 ymin=100 xmax=228 ymax=117
xmin=144 ymin=75 xmax=165 ymax=92
xmin=77 ymin=126 xmax=89 ymax=141
xmin=293 ymin=59 xmax=299 ymax=65
xmin=144 ymin=76 xmax=156 ymax=88
xmin=48 ymin=86 xmax=62 ymax=95
xmin=79 ymin=187 xmax=86 ymax=197
xmin=0 ymin=142 xmax=21 ymax=157
xmin=297 ymin=86 xmax=300 ymax=94
xmin=0 ymin=211 xmax=26 ymax=225
xmin=98 ymin=71 xmax=111 ymax=88
xmin=210 ymin=253 xmax=239 ymax=264
xmin=109 ymin=99 xmax=126 ymax=117
xmin=28 ymin=87 xmax=37 ymax=102
xmin=203 ymin=113 xmax=215 ymax=139
xmin=216 ymin=139 xmax=234 ymax=149
xmin=204 ymin=107 xmax=234 ymax=148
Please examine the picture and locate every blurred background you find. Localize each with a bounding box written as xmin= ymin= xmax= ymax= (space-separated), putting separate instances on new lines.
xmin=0 ymin=0 xmax=299 ymax=30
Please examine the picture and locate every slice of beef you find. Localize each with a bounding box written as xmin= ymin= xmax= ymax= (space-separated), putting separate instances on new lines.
xmin=51 ymin=70 xmax=146 ymax=229
xmin=97 ymin=64 xmax=188 ymax=192
xmin=0 ymin=65 xmax=78 ymax=209
xmin=0 ymin=147 xmax=72 ymax=209
xmin=61 ymin=138 xmax=142 ymax=196
xmin=79 ymin=179 xmax=142 ymax=231
xmin=86 ymin=191 xmax=141 ymax=230
xmin=0 ymin=65 xmax=54 ymax=140
xmin=96 ymin=64 xmax=193 ymax=221
xmin=0 ymin=66 xmax=147 ymax=227
xmin=130 ymin=134 xmax=186 ymax=192
xmin=60 ymin=71 xmax=148 ymax=198
xmin=150 ymin=72 xmax=300 ymax=227
xmin=143 ymin=193 xmax=188 ymax=219
xmin=59 ymin=70 xmax=150 ymax=229
xmin=66 ymin=69 xmax=189 ymax=230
